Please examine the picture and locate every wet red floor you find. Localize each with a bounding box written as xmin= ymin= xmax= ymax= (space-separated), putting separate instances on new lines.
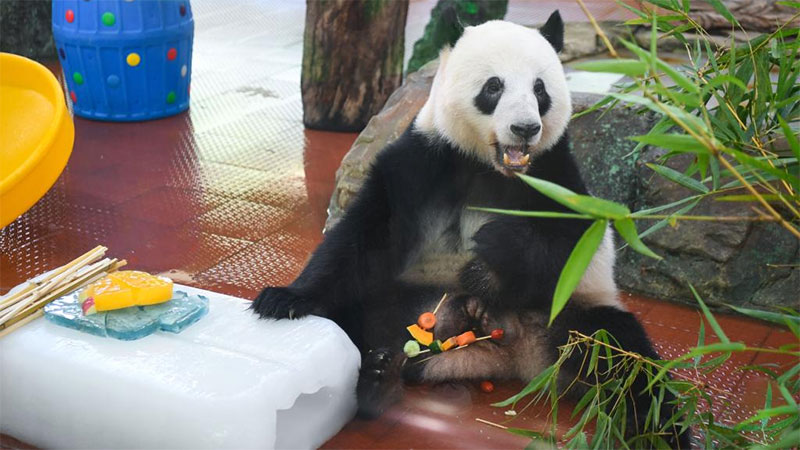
xmin=1 ymin=1 xmax=796 ymax=448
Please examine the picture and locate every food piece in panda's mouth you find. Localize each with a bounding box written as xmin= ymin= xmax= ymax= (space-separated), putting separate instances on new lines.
xmin=502 ymin=149 xmax=530 ymax=169
xmin=496 ymin=144 xmax=531 ymax=171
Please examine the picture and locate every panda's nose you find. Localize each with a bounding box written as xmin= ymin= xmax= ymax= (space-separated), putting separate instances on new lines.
xmin=510 ymin=122 xmax=542 ymax=140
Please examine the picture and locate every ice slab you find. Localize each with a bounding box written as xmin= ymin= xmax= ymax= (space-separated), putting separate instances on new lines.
xmin=44 ymin=290 xmax=209 ymax=340
xmin=0 ymin=284 xmax=360 ymax=449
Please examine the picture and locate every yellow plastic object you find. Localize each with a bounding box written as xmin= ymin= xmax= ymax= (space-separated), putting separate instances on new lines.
xmin=0 ymin=53 xmax=74 ymax=228
xmin=406 ymin=324 xmax=433 ymax=346
xmin=79 ymin=271 xmax=174 ymax=314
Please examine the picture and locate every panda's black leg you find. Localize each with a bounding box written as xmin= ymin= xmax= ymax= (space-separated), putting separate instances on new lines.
xmin=550 ymin=305 xmax=691 ymax=449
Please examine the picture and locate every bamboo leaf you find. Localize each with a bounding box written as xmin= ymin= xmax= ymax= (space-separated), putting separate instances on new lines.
xmin=574 ymin=59 xmax=649 ymax=77
xmin=700 ymin=74 xmax=748 ymax=97
xmin=550 ymin=220 xmax=608 ymax=325
xmin=492 ymin=365 xmax=556 ymax=407
xmin=468 ymin=207 xmax=592 ymax=220
xmin=609 ymin=92 xmax=708 ymax=135
xmin=694 ymin=320 xmax=706 ymax=367
xmin=630 ymin=133 xmax=710 ymax=154
xmin=572 ymin=386 xmax=598 ymax=419
xmin=724 ymin=303 xmax=800 ymax=326
xmin=516 ymin=174 xmax=631 ymax=219
xmin=690 ymin=284 xmax=730 ymax=343
xmin=688 ymin=343 xmax=745 ymax=355
xmin=632 ymin=195 xmax=702 ymax=216
xmin=637 ymin=200 xmax=701 ymax=241
xmin=705 ymin=0 xmax=740 ymax=26
xmin=777 ymin=114 xmax=800 ymax=160
xmin=506 ymin=428 xmax=545 ymax=439
xmin=776 ymin=383 xmax=798 ymax=407
xmin=725 ymin=147 xmax=800 ymax=192
xmin=714 ymin=194 xmax=781 ymax=202
xmin=655 ymin=59 xmax=699 ymax=94
xmin=735 ymin=405 xmax=798 ymax=429
xmin=773 ymin=429 xmax=800 ymax=450
xmin=647 ymin=163 xmax=710 ymax=193
xmin=614 ymin=218 xmax=662 ymax=259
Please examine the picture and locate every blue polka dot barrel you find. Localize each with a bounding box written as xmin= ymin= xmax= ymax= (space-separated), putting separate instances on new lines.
xmin=52 ymin=0 xmax=194 ymax=121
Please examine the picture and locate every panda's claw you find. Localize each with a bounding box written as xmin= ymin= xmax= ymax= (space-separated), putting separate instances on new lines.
xmin=251 ymin=287 xmax=316 ymax=319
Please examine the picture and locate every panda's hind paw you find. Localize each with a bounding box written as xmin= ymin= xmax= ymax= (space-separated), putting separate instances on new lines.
xmin=357 ymin=348 xmax=403 ymax=419
xmin=251 ymin=287 xmax=316 ymax=319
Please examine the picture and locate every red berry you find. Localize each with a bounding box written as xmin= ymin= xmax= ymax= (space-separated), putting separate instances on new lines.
xmin=491 ymin=328 xmax=504 ymax=340
xmin=65 ymin=9 xmax=75 ymax=23
xmin=167 ymin=48 xmax=177 ymax=61
xmin=480 ymin=380 xmax=494 ymax=393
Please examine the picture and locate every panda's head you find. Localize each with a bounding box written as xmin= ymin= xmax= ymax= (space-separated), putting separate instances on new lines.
xmin=416 ymin=12 xmax=570 ymax=176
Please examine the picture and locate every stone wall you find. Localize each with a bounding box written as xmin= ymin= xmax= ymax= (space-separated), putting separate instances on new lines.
xmin=0 ymin=0 xmax=56 ymax=60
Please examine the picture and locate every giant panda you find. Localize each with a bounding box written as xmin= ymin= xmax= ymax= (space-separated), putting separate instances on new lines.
xmin=254 ymin=12 xmax=689 ymax=447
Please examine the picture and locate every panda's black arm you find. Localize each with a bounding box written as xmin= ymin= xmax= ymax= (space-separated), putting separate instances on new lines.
xmin=252 ymin=167 xmax=396 ymax=319
xmin=460 ymin=139 xmax=595 ymax=311
xmin=460 ymin=214 xmax=589 ymax=310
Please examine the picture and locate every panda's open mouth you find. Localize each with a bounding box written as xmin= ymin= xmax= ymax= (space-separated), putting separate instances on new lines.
xmin=495 ymin=144 xmax=531 ymax=172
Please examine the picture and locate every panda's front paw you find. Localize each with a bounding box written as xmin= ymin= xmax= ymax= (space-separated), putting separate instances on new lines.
xmin=459 ymin=258 xmax=499 ymax=300
xmin=251 ymin=287 xmax=316 ymax=319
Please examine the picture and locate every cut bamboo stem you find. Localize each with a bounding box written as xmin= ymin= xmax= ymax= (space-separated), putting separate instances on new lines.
xmin=0 ymin=247 xmax=123 ymax=337
xmin=0 ymin=309 xmax=43 ymax=339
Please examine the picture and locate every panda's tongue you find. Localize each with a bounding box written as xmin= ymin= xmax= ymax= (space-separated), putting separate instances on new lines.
xmin=503 ymin=149 xmax=530 ymax=167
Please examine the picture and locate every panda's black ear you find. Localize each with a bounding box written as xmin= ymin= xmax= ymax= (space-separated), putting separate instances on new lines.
xmin=540 ymin=10 xmax=564 ymax=53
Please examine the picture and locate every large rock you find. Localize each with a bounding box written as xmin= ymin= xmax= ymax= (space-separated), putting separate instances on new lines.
xmin=0 ymin=1 xmax=56 ymax=61
xmin=325 ymin=59 xmax=799 ymax=311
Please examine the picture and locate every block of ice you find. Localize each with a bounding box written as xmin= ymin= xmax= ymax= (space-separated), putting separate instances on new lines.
xmin=43 ymin=290 xmax=209 ymax=340
xmin=1 ymin=284 xmax=360 ymax=449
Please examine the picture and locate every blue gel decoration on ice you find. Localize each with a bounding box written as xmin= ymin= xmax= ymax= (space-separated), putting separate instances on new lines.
xmin=44 ymin=290 xmax=209 ymax=340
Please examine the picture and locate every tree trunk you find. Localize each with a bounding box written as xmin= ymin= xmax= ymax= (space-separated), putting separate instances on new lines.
xmin=691 ymin=0 xmax=799 ymax=31
xmin=302 ymin=0 xmax=409 ymax=132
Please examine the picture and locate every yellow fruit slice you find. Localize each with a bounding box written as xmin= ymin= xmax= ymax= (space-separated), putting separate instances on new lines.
xmin=406 ymin=324 xmax=433 ymax=346
xmin=113 ymin=271 xmax=173 ymax=306
xmin=80 ymin=271 xmax=173 ymax=314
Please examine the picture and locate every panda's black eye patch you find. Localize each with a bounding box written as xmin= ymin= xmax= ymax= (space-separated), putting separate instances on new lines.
xmin=534 ymin=78 xmax=551 ymax=116
xmin=474 ymin=77 xmax=504 ymax=115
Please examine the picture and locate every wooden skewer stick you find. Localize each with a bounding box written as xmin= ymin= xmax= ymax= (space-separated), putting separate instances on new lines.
xmin=432 ymin=292 xmax=449 ymax=315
